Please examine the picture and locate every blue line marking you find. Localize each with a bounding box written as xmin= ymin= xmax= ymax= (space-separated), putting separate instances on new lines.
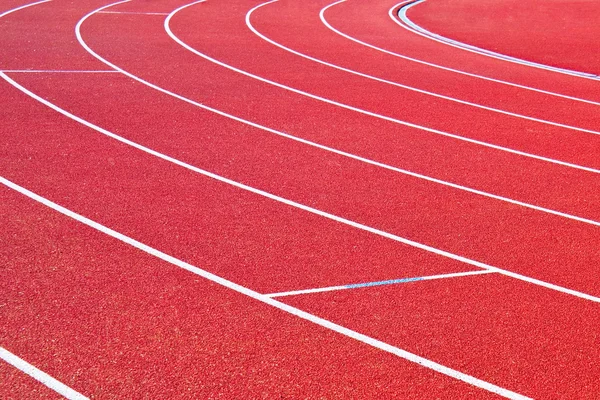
xmin=344 ymin=276 xmax=425 ymax=289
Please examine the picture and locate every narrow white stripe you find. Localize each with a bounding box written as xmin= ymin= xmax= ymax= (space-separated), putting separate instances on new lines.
xmin=1 ymin=69 xmax=118 ymax=73
xmin=97 ymin=11 xmax=169 ymax=15
xmin=248 ymin=0 xmax=600 ymax=137
xmin=0 ymin=177 xmax=530 ymax=400
xmin=164 ymin=1 xmax=600 ymax=175
xmin=396 ymin=0 xmax=600 ymax=80
xmin=3 ymin=73 xmax=600 ymax=307
xmin=266 ymin=270 xmax=495 ymax=298
xmin=320 ymin=0 xmax=600 ymax=107
xmin=0 ymin=347 xmax=88 ymax=400
xmin=0 ymin=0 xmax=51 ymax=18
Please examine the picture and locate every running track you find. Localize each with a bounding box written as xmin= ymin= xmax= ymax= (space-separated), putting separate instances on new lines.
xmin=1 ymin=0 xmax=599 ymax=398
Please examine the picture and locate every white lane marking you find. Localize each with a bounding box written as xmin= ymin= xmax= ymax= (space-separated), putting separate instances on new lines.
xmin=248 ymin=0 xmax=600 ymax=137
xmin=1 ymin=69 xmax=118 ymax=73
xmin=0 ymin=176 xmax=530 ymax=400
xmin=0 ymin=0 xmax=51 ymax=18
xmin=320 ymin=0 xmax=600 ymax=107
xmin=5 ymin=67 xmax=600 ymax=229
xmin=0 ymin=346 xmax=88 ymax=400
xmin=266 ymin=270 xmax=495 ymax=298
xmin=396 ymin=0 xmax=600 ymax=81
xmin=4 ymin=74 xmax=600 ymax=306
xmin=97 ymin=11 xmax=169 ymax=15
xmin=165 ymin=1 xmax=600 ymax=175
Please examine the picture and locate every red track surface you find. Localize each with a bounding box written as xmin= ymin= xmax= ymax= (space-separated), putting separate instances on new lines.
xmin=1 ymin=0 xmax=599 ymax=398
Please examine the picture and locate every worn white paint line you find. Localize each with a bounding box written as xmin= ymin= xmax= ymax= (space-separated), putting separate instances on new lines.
xmin=396 ymin=0 xmax=600 ymax=80
xmin=0 ymin=176 xmax=530 ymax=400
xmin=266 ymin=269 xmax=495 ymax=298
xmin=0 ymin=347 xmax=88 ymax=399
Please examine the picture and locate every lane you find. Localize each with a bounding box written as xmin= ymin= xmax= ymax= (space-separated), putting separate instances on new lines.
xmin=165 ymin=0 xmax=600 ymax=173
xmin=252 ymin=0 xmax=600 ymax=133
xmin=2 ymin=184 xmax=497 ymax=399
xmin=6 ymin=0 xmax=598 ymax=298
xmin=283 ymin=273 xmax=600 ymax=399
xmin=324 ymin=0 xmax=600 ymax=103
xmin=406 ymin=0 xmax=600 ymax=76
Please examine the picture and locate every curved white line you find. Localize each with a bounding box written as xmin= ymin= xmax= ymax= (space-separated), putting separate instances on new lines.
xmin=0 ymin=347 xmax=88 ymax=400
xmin=165 ymin=1 xmax=600 ymax=176
xmin=396 ymin=0 xmax=600 ymax=81
xmin=245 ymin=0 xmax=600 ymax=138
xmin=67 ymin=1 xmax=600 ymax=305
xmin=0 ymin=176 xmax=531 ymax=400
xmin=18 ymin=0 xmax=590 ymax=228
xmin=318 ymin=0 xmax=600 ymax=107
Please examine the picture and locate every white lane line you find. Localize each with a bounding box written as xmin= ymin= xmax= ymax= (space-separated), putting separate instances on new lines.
xmin=36 ymin=2 xmax=597 ymax=227
xmin=0 ymin=346 xmax=88 ymax=400
xmin=320 ymin=0 xmax=600 ymax=107
xmin=248 ymin=0 xmax=600 ymax=137
xmin=266 ymin=270 xmax=495 ymax=298
xmin=5 ymin=69 xmax=600 ymax=230
xmin=396 ymin=0 xmax=600 ymax=81
xmin=97 ymin=11 xmax=169 ymax=15
xmin=0 ymin=177 xmax=530 ymax=400
xmin=165 ymin=1 xmax=600 ymax=175
xmin=0 ymin=0 xmax=51 ymax=18
xmin=1 ymin=69 xmax=118 ymax=73
xmin=4 ymin=74 xmax=600 ymax=305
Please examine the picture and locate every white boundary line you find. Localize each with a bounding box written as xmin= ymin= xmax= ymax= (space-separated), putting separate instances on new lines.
xmin=247 ymin=0 xmax=600 ymax=137
xmin=4 ymin=69 xmax=600 ymax=229
xmin=319 ymin=0 xmax=600 ymax=107
xmin=7 ymin=28 xmax=600 ymax=306
xmin=163 ymin=1 xmax=600 ymax=176
xmin=7 ymin=69 xmax=600 ymax=306
xmin=0 ymin=176 xmax=530 ymax=400
xmin=397 ymin=0 xmax=600 ymax=81
xmin=0 ymin=346 xmax=88 ymax=400
xmin=266 ymin=269 xmax=495 ymax=298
